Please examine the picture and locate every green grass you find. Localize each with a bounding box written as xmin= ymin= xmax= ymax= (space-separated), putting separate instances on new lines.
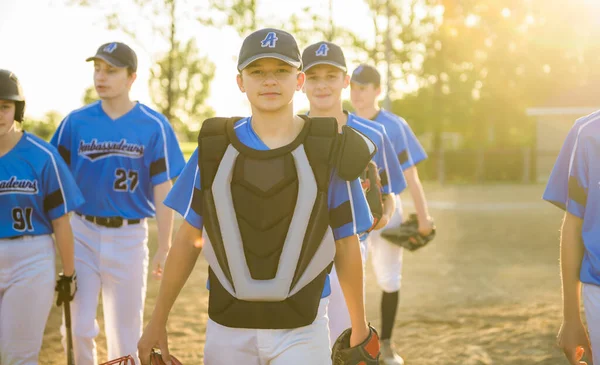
xmin=180 ymin=141 xmax=196 ymax=161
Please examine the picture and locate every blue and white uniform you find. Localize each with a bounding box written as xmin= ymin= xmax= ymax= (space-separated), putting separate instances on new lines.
xmin=164 ymin=117 xmax=373 ymax=363
xmin=544 ymin=111 xmax=600 ymax=365
xmin=50 ymin=101 xmax=185 ymax=365
xmin=368 ymin=109 xmax=427 ymax=293
xmin=0 ymin=132 xmax=83 ymax=364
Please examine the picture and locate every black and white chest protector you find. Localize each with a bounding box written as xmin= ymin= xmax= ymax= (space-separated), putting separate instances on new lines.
xmin=197 ymin=115 xmax=376 ymax=329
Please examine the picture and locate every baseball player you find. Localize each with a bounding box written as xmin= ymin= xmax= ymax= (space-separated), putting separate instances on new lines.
xmin=544 ymin=110 xmax=600 ymax=365
xmin=0 ymin=69 xmax=83 ymax=364
xmin=300 ymin=41 xmax=407 ymax=346
xmin=137 ymin=28 xmax=379 ymax=365
xmin=50 ymin=42 xmax=186 ymax=365
xmin=350 ymin=64 xmax=434 ymax=365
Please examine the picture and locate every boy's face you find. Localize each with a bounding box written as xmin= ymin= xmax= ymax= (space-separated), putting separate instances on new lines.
xmin=302 ymin=64 xmax=349 ymax=112
xmin=93 ymin=59 xmax=136 ymax=100
xmin=350 ymin=82 xmax=380 ymax=111
xmin=237 ymin=58 xmax=304 ymax=113
xmin=0 ymin=100 xmax=16 ymax=137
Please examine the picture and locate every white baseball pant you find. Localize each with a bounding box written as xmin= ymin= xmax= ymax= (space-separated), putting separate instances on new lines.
xmin=583 ymin=283 xmax=600 ymax=365
xmin=0 ymin=235 xmax=55 ymax=365
xmin=368 ymin=195 xmax=405 ymax=293
xmin=203 ymin=298 xmax=331 ymax=365
xmin=61 ymin=215 xmax=149 ymax=365
xmin=327 ymin=239 xmax=368 ymax=345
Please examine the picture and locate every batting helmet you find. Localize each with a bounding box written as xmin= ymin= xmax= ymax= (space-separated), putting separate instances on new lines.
xmin=0 ymin=69 xmax=25 ymax=122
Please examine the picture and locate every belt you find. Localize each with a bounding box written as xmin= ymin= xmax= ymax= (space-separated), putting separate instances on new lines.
xmin=76 ymin=212 xmax=141 ymax=228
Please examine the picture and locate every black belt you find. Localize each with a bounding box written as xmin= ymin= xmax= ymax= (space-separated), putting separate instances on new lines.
xmin=76 ymin=212 xmax=141 ymax=228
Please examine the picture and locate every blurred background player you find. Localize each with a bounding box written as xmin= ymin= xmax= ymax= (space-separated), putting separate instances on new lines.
xmin=50 ymin=42 xmax=185 ymax=364
xmin=543 ymin=110 xmax=600 ymax=365
xmin=0 ymin=69 xmax=83 ymax=364
xmin=137 ymin=28 xmax=376 ymax=364
xmin=350 ymin=64 xmax=434 ymax=365
xmin=301 ymin=41 xmax=407 ymax=346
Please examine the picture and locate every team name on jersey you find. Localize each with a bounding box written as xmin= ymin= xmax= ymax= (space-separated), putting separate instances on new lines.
xmin=0 ymin=176 xmax=39 ymax=195
xmin=78 ymin=139 xmax=145 ymax=161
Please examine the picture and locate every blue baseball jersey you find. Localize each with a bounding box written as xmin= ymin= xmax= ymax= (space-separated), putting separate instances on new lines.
xmin=543 ymin=111 xmax=600 ymax=210
xmin=376 ymin=109 xmax=428 ymax=166
xmin=164 ymin=117 xmax=374 ymax=298
xmin=347 ymin=112 xmax=406 ymax=195
xmin=371 ymin=110 xmax=414 ymax=170
xmin=0 ymin=132 xmax=84 ymax=239
xmin=561 ymin=115 xmax=600 ymax=286
xmin=50 ymin=101 xmax=186 ymax=219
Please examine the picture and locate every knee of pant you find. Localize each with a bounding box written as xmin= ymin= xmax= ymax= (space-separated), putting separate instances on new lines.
xmin=1 ymin=341 xmax=39 ymax=363
xmin=377 ymin=273 xmax=402 ymax=293
xmin=61 ymin=321 xmax=99 ymax=340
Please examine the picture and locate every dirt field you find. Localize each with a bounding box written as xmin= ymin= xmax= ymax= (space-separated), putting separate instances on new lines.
xmin=39 ymin=183 xmax=574 ymax=364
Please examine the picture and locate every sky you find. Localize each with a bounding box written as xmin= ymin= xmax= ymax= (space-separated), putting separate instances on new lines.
xmin=0 ymin=0 xmax=378 ymax=121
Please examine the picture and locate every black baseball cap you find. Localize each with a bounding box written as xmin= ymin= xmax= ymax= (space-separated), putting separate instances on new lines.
xmin=351 ymin=64 xmax=381 ymax=86
xmin=86 ymin=42 xmax=138 ymax=72
xmin=302 ymin=41 xmax=347 ymax=72
xmin=237 ymin=28 xmax=302 ymax=72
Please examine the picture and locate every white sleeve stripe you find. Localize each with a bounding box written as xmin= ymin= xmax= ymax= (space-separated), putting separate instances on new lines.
xmin=352 ymin=120 xmax=392 ymax=189
xmin=56 ymin=115 xmax=69 ymax=146
xmin=140 ymin=106 xmax=171 ymax=179
xmin=184 ymin=165 xmax=200 ymax=219
xmin=567 ymin=114 xmax=600 ymax=178
xmin=345 ymin=181 xmax=357 ymax=235
xmin=26 ymin=137 xmax=68 ymax=215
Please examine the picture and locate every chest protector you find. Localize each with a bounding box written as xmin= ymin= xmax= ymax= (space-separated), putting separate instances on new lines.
xmin=197 ymin=115 xmax=376 ymax=329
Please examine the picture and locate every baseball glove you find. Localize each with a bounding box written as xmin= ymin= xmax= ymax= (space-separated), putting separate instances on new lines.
xmin=380 ymin=213 xmax=436 ymax=251
xmin=99 ymin=355 xmax=135 ymax=365
xmin=360 ymin=160 xmax=383 ymax=232
xmin=331 ymin=324 xmax=380 ymax=365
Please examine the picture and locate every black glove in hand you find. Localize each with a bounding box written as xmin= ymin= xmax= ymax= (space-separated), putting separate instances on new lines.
xmin=55 ymin=271 xmax=77 ymax=307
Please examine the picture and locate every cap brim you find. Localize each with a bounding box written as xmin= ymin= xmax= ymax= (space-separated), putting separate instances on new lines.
xmin=303 ymin=61 xmax=347 ymax=72
xmin=86 ymin=55 xmax=128 ymax=68
xmin=238 ymin=54 xmax=302 ymax=71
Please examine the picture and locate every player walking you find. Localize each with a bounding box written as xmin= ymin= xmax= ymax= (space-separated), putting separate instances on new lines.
xmin=0 ymin=69 xmax=83 ymax=364
xmin=137 ymin=28 xmax=379 ymax=365
xmin=350 ymin=64 xmax=434 ymax=365
xmin=544 ymin=110 xmax=600 ymax=365
xmin=50 ymin=42 xmax=185 ymax=364
xmin=300 ymin=42 xmax=407 ymax=346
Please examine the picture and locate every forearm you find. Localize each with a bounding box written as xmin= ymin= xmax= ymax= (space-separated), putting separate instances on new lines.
xmin=154 ymin=181 xmax=174 ymax=252
xmin=152 ymin=221 xmax=202 ymax=325
xmin=52 ymin=214 xmax=75 ymax=276
xmin=405 ymin=167 xmax=430 ymax=222
xmin=560 ymin=212 xmax=585 ymax=322
xmin=334 ymin=235 xmax=368 ymax=330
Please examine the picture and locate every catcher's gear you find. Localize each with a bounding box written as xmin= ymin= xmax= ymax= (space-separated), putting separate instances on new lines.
xmin=0 ymin=69 xmax=25 ymax=122
xmin=332 ymin=324 xmax=380 ymax=365
xmin=150 ymin=348 xmax=183 ymax=365
xmin=380 ymin=213 xmax=436 ymax=251
xmin=360 ymin=160 xmax=383 ymax=232
xmin=100 ymin=355 xmax=136 ymax=365
xmin=55 ymin=271 xmax=77 ymax=307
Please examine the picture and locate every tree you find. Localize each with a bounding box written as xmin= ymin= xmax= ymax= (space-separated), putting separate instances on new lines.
xmin=69 ymin=0 xmax=217 ymax=139
xmin=82 ymin=86 xmax=98 ymax=105
xmin=21 ymin=111 xmax=63 ymax=141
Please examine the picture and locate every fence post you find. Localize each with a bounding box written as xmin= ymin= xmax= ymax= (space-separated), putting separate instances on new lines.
xmin=522 ymin=147 xmax=531 ymax=183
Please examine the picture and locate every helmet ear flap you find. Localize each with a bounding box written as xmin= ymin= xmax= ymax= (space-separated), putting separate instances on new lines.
xmin=15 ymin=101 xmax=25 ymax=122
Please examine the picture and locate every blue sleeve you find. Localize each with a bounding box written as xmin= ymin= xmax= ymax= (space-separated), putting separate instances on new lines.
xmin=43 ymin=149 xmax=85 ymax=220
xmin=394 ymin=124 xmax=415 ymax=170
xmin=378 ymin=130 xmax=406 ymax=194
xmin=401 ymin=121 xmax=428 ymax=165
xmin=543 ymin=125 xmax=579 ymax=210
xmin=164 ymin=148 xmax=203 ymax=230
xmin=150 ymin=118 xmax=186 ymax=185
xmin=50 ymin=116 xmax=72 ymax=165
xmin=566 ymin=138 xmax=589 ymax=218
xmin=328 ymin=170 xmax=373 ymax=240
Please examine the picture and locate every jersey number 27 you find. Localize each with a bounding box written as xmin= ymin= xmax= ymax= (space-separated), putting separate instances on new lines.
xmin=114 ymin=168 xmax=139 ymax=192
